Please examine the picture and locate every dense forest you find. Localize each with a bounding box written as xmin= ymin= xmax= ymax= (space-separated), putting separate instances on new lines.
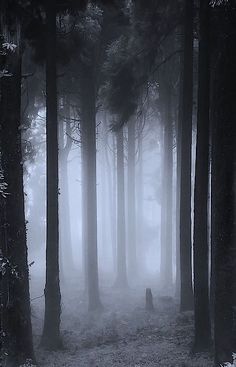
xmin=0 ymin=0 xmax=235 ymax=366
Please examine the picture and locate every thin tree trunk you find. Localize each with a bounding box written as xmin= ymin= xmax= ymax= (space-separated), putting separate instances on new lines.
xmin=179 ymin=0 xmax=194 ymax=312
xmin=0 ymin=23 xmax=34 ymax=365
xmin=136 ymin=127 xmax=144 ymax=273
xmin=160 ymin=79 xmax=173 ymax=292
xmin=115 ymin=128 xmax=128 ymax=287
xmin=175 ymin=49 xmax=183 ymax=300
xmin=59 ymin=98 xmax=74 ymax=277
xmin=160 ymin=126 xmax=167 ymax=285
xmin=164 ymin=91 xmax=173 ymax=291
xmin=127 ymin=118 xmax=137 ymax=279
xmin=193 ymin=0 xmax=211 ymax=352
xmin=104 ymin=119 xmax=117 ymax=273
xmin=41 ymin=0 xmax=62 ymax=349
xmin=81 ymin=123 xmax=88 ymax=291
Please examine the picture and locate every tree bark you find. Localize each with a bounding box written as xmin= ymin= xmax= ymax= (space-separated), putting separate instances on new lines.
xmin=193 ymin=0 xmax=211 ymax=352
xmin=41 ymin=0 xmax=62 ymax=349
xmin=0 ymin=24 xmax=35 ymax=365
xmin=179 ymin=0 xmax=194 ymax=312
xmin=212 ymin=3 xmax=236 ymax=364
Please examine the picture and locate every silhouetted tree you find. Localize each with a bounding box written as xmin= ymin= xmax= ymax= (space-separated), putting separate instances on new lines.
xmin=41 ymin=0 xmax=62 ymax=349
xmin=193 ymin=0 xmax=211 ymax=352
xmin=0 ymin=7 xmax=34 ymax=364
xmin=179 ymin=0 xmax=194 ymax=311
xmin=212 ymin=1 xmax=236 ymax=364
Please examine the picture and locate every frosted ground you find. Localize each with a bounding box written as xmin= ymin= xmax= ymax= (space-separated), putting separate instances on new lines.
xmin=30 ymin=276 xmax=212 ymax=367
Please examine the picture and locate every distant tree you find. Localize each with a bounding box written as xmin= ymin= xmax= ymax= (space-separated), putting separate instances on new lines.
xmin=58 ymin=96 xmax=74 ymax=277
xmin=114 ymin=127 xmax=128 ymax=287
xmin=159 ymin=65 xmax=174 ymax=292
xmin=127 ymin=118 xmax=137 ymax=279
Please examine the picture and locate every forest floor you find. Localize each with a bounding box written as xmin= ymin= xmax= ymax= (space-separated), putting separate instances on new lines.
xmin=30 ymin=276 xmax=213 ymax=367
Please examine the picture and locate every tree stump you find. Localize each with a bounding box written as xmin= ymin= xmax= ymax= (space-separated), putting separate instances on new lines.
xmin=146 ymin=288 xmax=154 ymax=311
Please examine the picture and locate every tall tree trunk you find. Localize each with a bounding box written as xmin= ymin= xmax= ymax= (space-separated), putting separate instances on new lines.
xmin=193 ymin=0 xmax=211 ymax=352
xmin=164 ymin=93 xmax=173 ymax=291
xmin=41 ymin=0 xmax=62 ymax=349
xmin=104 ymin=120 xmax=117 ymax=273
xmin=0 ymin=23 xmax=35 ymax=365
xmin=59 ymin=98 xmax=74 ymax=277
xmin=175 ymin=48 xmax=183 ymax=300
xmin=80 ymin=69 xmax=102 ymax=311
xmin=212 ymin=3 xmax=236 ymax=364
xmin=81 ymin=123 xmax=88 ymax=291
xmin=160 ymin=79 xmax=173 ymax=292
xmin=115 ymin=128 xmax=128 ymax=287
xmin=179 ymin=0 xmax=194 ymax=312
xmin=136 ymin=126 xmax=144 ymax=273
xmin=127 ymin=118 xmax=137 ymax=279
xmin=160 ymin=126 xmax=167 ymax=285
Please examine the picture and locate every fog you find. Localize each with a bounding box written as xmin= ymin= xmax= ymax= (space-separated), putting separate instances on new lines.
xmin=25 ymin=106 xmax=173 ymax=288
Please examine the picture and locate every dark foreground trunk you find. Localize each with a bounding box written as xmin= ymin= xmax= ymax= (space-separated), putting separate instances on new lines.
xmin=41 ymin=0 xmax=62 ymax=350
xmin=179 ymin=0 xmax=194 ymax=312
xmin=193 ymin=0 xmax=211 ymax=352
xmin=0 ymin=26 xmax=34 ymax=365
xmin=212 ymin=3 xmax=236 ymax=365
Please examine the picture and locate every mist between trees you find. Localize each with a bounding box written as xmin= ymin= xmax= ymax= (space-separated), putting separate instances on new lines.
xmin=0 ymin=0 xmax=235 ymax=366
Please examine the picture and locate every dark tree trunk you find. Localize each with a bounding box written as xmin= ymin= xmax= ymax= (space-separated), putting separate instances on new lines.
xmin=159 ymin=78 xmax=173 ymax=292
xmin=127 ymin=118 xmax=137 ymax=279
xmin=212 ymin=3 xmax=236 ymax=365
xmin=164 ymin=86 xmax=173 ymax=291
xmin=115 ymin=128 xmax=128 ymax=288
xmin=81 ymin=122 xmax=88 ymax=291
xmin=179 ymin=0 xmax=194 ymax=312
xmin=160 ymin=126 xmax=167 ymax=285
xmin=175 ymin=50 xmax=183 ymax=300
xmin=0 ymin=26 xmax=34 ymax=365
xmin=193 ymin=0 xmax=211 ymax=352
xmin=41 ymin=0 xmax=62 ymax=349
xmin=80 ymin=69 xmax=102 ymax=311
